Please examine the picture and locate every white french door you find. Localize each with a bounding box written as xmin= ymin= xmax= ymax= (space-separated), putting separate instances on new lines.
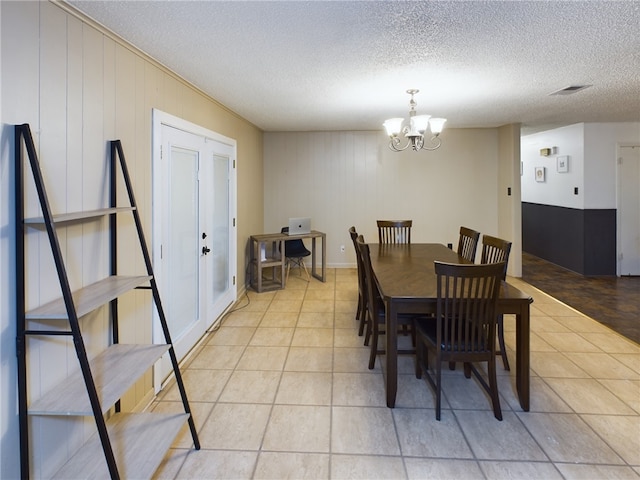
xmin=152 ymin=110 xmax=236 ymax=386
xmin=618 ymin=145 xmax=640 ymax=275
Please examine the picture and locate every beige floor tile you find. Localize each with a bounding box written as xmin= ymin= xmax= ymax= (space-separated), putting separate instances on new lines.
xmin=500 ymin=376 xmax=572 ymax=413
xmin=239 ymin=299 xmax=273 ymax=313
xmin=335 ymin=300 xmax=357 ymax=314
xmin=262 ymin=405 xmax=331 ymax=452
xmin=207 ymin=326 xmax=256 ymax=346
xmin=530 ymin=351 xmax=589 ymax=378
xmin=285 ymin=346 xmax=333 ymax=372
xmin=254 ymin=452 xmax=329 ymax=480
xmin=249 ymin=327 xmax=294 ymax=346
xmin=333 ymin=347 xmax=379 ymax=373
xmin=218 ymin=370 xmax=281 ymax=403
xmin=581 ymin=414 xmax=640 ymax=465
xmin=560 ymin=315 xmax=618 ymax=334
xmin=536 ymin=331 xmax=603 ymax=353
xmin=405 ymin=458 xmax=483 ymax=480
xmin=555 ymin=463 xmax=640 ymax=479
xmin=617 ymin=352 xmax=640 ymax=375
xmin=176 ymin=449 xmax=257 ymax=480
xmin=479 ymin=461 xmax=563 ymax=479
xmin=529 ymin=314 xmax=572 ymax=333
xmin=395 ymin=374 xmax=442 ymax=409
xmin=236 ymin=346 xmax=289 ymax=371
xmin=335 ymin=312 xmax=357 ymax=329
xmin=222 ymin=310 xmax=265 ymax=327
xmin=393 ymin=408 xmax=473 ymax=458
xmin=335 ymin=288 xmax=358 ymax=301
xmin=564 ymin=352 xmax=639 ymax=379
xmin=455 ymin=410 xmax=548 ymax=461
xmin=153 ymin=448 xmax=189 ymax=480
xmin=517 ymin=412 xmax=624 ymax=464
xmin=291 ymin=327 xmax=334 ymax=347
xmin=305 ymin=289 xmax=335 ymax=301
xmin=260 ymin=311 xmax=299 ymax=327
xmin=273 ymin=371 xmax=331 ymax=406
xmin=301 ymin=299 xmax=335 ymax=313
xmin=438 ymin=374 xmax=505 ymax=412
xmin=545 ymin=378 xmax=637 ymax=414
xmin=198 ymin=403 xmax=271 ymax=450
xmin=297 ymin=311 xmax=334 ymax=328
xmin=331 ymin=406 xmax=401 ymax=455
xmin=268 ymin=299 xmax=303 ymax=313
xmin=535 ymin=302 xmax=582 ymax=317
xmin=332 ymin=454 xmax=406 ymax=479
xmin=150 ymin=401 xmax=213 ymax=448
xmin=274 ymin=288 xmax=306 ymax=301
xmin=186 ymin=344 xmax=245 ymax=370
xmin=332 ymin=372 xmax=386 ymax=407
xmin=161 ymin=369 xmax=232 ymax=402
xmin=597 ymin=379 xmax=640 ymax=413
xmin=333 ymin=327 xmax=364 ymax=348
xmin=580 ymin=332 xmax=640 ymax=353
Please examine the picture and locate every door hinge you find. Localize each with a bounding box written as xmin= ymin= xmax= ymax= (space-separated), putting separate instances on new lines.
xmin=233 ymin=218 xmax=236 ymax=227
xmin=160 ymin=145 xmax=163 ymax=160
xmin=233 ymin=159 xmax=236 ymax=169
xmin=618 ymin=157 xmax=623 ymax=165
xmin=233 ymin=276 xmax=236 ymax=285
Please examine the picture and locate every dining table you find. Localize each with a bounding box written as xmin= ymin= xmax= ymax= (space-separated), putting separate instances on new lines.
xmin=368 ymin=243 xmax=533 ymax=410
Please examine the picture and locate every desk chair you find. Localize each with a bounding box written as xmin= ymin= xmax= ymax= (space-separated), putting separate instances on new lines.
xmin=280 ymin=227 xmax=311 ymax=282
xmin=415 ymin=261 xmax=505 ymax=421
xmin=377 ymin=220 xmax=412 ymax=244
xmin=480 ymin=234 xmax=513 ymax=370
xmin=457 ymin=226 xmax=480 ymax=262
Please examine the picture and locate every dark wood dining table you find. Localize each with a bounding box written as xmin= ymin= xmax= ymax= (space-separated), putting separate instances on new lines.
xmin=368 ymin=243 xmax=533 ymax=410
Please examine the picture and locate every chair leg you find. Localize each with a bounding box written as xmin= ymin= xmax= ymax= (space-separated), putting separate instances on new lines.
xmin=488 ymin=356 xmax=503 ymax=421
xmin=435 ymin=359 xmax=442 ymax=421
xmin=497 ymin=315 xmax=510 ymax=370
xmin=368 ymin=320 xmax=378 ymax=370
xmin=300 ymin=260 xmax=310 ymax=282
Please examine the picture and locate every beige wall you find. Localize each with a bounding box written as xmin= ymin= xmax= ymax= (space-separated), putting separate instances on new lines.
xmin=264 ymin=128 xmax=522 ymax=275
xmin=0 ymin=2 xmax=262 ymax=477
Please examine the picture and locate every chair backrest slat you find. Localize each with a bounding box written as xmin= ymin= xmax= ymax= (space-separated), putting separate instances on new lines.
xmin=480 ymin=234 xmax=512 ymax=280
xmin=457 ymin=226 xmax=480 ymax=262
xmin=435 ymin=261 xmax=504 ymax=354
xmin=377 ymin=220 xmax=412 ymax=244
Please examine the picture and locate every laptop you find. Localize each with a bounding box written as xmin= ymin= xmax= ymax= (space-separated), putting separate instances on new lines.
xmin=288 ymin=217 xmax=311 ymax=235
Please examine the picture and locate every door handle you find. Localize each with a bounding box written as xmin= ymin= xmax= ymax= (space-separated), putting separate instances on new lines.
xmin=202 ymin=246 xmax=211 ymax=255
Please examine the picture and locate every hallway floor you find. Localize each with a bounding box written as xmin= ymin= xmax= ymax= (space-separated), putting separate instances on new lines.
xmin=152 ymin=269 xmax=640 ymax=480
xmin=522 ymin=252 xmax=640 ymax=344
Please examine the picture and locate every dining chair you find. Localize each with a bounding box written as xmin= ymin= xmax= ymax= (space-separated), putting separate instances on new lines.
xmin=480 ymin=234 xmax=513 ymax=370
xmin=349 ymin=226 xmax=368 ymax=339
xmin=457 ymin=226 xmax=481 ymax=262
xmin=280 ymin=226 xmax=311 ymax=282
xmin=377 ymin=220 xmax=412 ymax=244
xmin=356 ymin=235 xmax=416 ymax=369
xmin=415 ymin=261 xmax=505 ymax=421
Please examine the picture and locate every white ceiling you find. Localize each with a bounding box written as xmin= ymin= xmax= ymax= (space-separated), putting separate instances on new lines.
xmin=68 ymin=0 xmax=640 ymax=134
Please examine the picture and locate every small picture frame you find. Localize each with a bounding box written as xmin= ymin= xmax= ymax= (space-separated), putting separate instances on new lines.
xmin=557 ymin=155 xmax=569 ymax=173
xmin=535 ymin=166 xmax=545 ymax=182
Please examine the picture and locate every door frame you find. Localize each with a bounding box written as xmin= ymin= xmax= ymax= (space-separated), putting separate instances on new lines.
xmin=616 ymin=143 xmax=640 ymax=276
xmin=151 ymin=109 xmax=237 ymax=388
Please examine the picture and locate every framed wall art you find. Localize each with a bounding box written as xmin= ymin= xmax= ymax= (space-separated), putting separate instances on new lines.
xmin=535 ymin=166 xmax=545 ymax=182
xmin=557 ymin=155 xmax=569 ymax=173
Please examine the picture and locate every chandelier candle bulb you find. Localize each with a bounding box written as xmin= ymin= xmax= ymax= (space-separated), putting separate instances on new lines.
xmin=383 ymin=89 xmax=446 ymax=152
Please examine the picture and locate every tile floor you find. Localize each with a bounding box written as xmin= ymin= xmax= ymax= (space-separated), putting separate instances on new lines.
xmin=152 ymin=268 xmax=640 ymax=480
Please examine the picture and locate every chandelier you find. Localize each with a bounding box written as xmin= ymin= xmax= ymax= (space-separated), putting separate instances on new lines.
xmin=383 ymin=89 xmax=446 ymax=152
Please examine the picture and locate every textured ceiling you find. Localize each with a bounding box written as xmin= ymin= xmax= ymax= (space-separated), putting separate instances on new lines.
xmin=68 ymin=0 xmax=640 ymax=134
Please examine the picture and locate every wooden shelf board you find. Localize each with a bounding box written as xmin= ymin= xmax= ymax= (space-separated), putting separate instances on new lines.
xmin=52 ymin=412 xmax=188 ymax=480
xmin=24 ymin=207 xmax=135 ymax=225
xmin=26 ymin=275 xmax=152 ymax=320
xmin=29 ymin=344 xmax=169 ymax=415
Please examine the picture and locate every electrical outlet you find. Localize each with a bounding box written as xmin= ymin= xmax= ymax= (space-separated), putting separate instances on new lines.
xmin=340 ymin=245 xmax=345 ymax=253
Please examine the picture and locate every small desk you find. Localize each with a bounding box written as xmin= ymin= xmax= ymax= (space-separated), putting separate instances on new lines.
xmin=368 ymin=243 xmax=533 ymax=410
xmin=249 ymin=230 xmax=326 ymax=292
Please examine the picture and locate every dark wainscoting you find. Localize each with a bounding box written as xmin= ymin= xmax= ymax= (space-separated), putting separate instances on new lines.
xmin=522 ymin=202 xmax=616 ymax=276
